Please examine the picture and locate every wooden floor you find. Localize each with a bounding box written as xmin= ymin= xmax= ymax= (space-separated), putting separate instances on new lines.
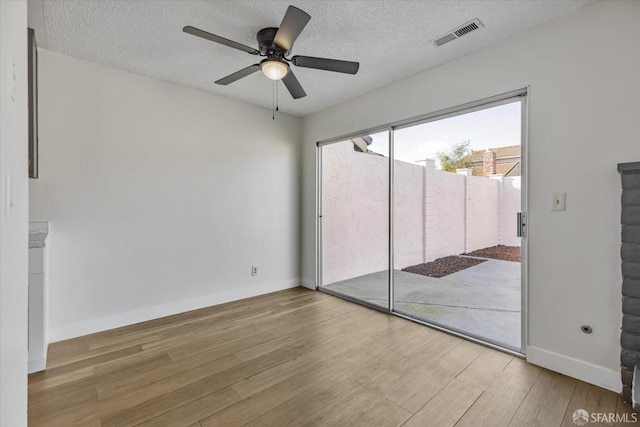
xmin=29 ymin=287 xmax=634 ymax=426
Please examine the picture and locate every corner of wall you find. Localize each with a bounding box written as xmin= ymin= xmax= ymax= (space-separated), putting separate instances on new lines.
xmin=527 ymin=346 xmax=621 ymax=393
xmin=300 ymin=278 xmax=315 ymax=290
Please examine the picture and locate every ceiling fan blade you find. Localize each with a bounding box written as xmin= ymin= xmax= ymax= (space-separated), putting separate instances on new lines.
xmin=183 ymin=26 xmax=260 ymax=55
xmin=292 ymin=56 xmax=359 ymax=74
xmin=215 ymin=64 xmax=260 ymax=85
xmin=273 ymin=6 xmax=311 ymax=52
xmin=282 ymin=71 xmax=307 ymax=99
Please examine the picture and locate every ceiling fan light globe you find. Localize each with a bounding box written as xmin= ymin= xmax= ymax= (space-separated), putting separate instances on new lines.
xmin=261 ymin=60 xmax=289 ymax=80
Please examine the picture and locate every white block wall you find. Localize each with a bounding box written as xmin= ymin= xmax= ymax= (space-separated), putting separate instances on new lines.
xmin=321 ymin=140 xmax=520 ymax=284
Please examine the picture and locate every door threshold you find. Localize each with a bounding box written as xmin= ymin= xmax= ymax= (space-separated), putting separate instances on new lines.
xmin=318 ymin=286 xmax=525 ymax=358
xmin=393 ymin=310 xmax=525 ymax=358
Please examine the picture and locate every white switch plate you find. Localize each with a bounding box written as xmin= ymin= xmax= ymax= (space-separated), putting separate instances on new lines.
xmin=551 ymin=192 xmax=566 ymax=211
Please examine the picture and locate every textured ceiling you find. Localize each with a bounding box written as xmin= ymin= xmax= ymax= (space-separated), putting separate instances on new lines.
xmin=38 ymin=0 xmax=598 ymax=117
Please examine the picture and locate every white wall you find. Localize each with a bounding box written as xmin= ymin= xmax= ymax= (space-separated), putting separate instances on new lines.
xmin=425 ymin=166 xmax=465 ymax=261
xmin=30 ymin=50 xmax=302 ymax=341
xmin=465 ymin=175 xmax=499 ymax=252
xmin=393 ymin=159 xmax=425 ymax=268
xmin=302 ymin=1 xmax=640 ymax=391
xmin=321 ymin=141 xmax=389 ymax=284
xmin=0 ymin=1 xmax=29 ymax=425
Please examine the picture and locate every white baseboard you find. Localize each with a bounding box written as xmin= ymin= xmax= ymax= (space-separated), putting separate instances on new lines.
xmin=28 ymin=358 xmax=46 ymax=374
xmin=49 ymin=279 xmax=300 ymax=342
xmin=301 ymin=277 xmax=315 ymax=289
xmin=527 ymin=346 xmax=621 ymax=393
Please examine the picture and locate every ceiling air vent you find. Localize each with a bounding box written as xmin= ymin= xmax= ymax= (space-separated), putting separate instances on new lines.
xmin=433 ymin=19 xmax=484 ymax=47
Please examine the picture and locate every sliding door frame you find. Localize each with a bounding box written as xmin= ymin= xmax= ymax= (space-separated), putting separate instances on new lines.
xmin=316 ymin=87 xmax=529 ymax=355
xmin=316 ymin=129 xmax=393 ymax=313
xmin=520 ymin=92 xmax=529 ymax=353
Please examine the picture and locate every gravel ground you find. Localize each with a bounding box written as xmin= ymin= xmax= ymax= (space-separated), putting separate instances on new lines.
xmin=464 ymin=245 xmax=521 ymax=262
xmin=402 ymin=245 xmax=520 ymax=278
xmin=402 ymin=256 xmax=486 ymax=278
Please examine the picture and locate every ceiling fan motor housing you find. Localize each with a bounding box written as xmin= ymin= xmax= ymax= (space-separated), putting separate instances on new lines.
xmin=257 ymin=27 xmax=287 ymax=56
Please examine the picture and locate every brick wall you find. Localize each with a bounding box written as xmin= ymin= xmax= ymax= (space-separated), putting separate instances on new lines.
xmin=483 ymin=150 xmax=497 ymax=176
xmin=619 ymin=162 xmax=640 ymax=403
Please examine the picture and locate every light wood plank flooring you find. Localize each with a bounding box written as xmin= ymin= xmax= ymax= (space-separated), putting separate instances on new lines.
xmin=29 ymin=287 xmax=633 ymax=426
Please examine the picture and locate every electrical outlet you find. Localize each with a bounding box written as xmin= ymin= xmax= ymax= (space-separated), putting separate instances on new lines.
xmin=251 ymin=266 xmax=258 ymax=277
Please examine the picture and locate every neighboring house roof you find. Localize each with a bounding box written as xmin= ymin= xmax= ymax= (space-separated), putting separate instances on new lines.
xmin=464 ymin=145 xmax=521 ymax=162
xmin=351 ymin=135 xmax=373 ymax=153
xmin=463 ymin=145 xmax=521 ymax=177
xmin=351 ymin=135 xmax=385 ymax=157
xmin=471 ymin=161 xmax=519 ymax=177
xmin=496 ymin=162 xmax=519 ymax=175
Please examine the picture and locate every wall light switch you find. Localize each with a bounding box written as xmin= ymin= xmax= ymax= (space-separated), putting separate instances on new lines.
xmin=551 ymin=192 xmax=566 ymax=211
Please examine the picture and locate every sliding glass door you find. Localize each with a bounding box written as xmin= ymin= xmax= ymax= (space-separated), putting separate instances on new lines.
xmin=393 ymin=101 xmax=523 ymax=351
xmin=317 ymin=91 xmax=526 ymax=353
xmin=319 ymin=131 xmax=390 ymax=310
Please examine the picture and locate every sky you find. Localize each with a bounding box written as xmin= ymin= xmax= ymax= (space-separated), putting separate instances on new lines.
xmin=365 ymin=100 xmax=521 ymax=168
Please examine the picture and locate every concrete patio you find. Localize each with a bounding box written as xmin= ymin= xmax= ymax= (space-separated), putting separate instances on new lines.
xmin=323 ymin=258 xmax=521 ymax=350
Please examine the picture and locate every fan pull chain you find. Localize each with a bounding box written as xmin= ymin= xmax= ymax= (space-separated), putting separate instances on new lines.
xmin=271 ymin=80 xmax=280 ymax=120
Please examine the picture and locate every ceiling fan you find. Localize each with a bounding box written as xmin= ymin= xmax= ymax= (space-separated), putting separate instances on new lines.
xmin=183 ymin=5 xmax=360 ymax=100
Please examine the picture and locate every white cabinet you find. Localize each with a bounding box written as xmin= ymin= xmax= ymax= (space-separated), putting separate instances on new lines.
xmin=28 ymin=222 xmax=48 ymax=373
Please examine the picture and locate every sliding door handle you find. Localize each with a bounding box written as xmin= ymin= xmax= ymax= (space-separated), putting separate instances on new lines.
xmin=517 ymin=212 xmax=527 ymax=238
